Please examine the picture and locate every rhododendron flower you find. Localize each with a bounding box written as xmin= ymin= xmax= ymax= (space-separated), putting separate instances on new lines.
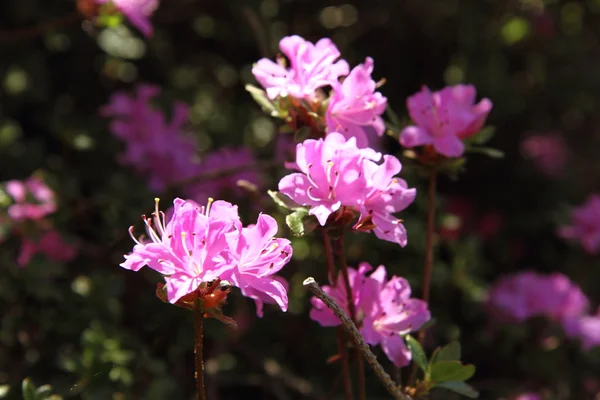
xmin=187 ymin=147 xmax=262 ymax=205
xmin=310 ymin=263 xmax=430 ymax=367
xmin=122 ymin=198 xmax=292 ymax=315
xmin=563 ymin=307 xmax=600 ymax=349
xmin=326 ymin=57 xmax=387 ymax=148
xmin=101 ymin=84 xmax=201 ymax=192
xmin=558 ymin=194 xmax=600 ymax=254
xmin=252 ymin=35 xmax=349 ymax=100
xmin=17 ymin=230 xmax=77 ymax=267
xmin=520 ymin=132 xmax=568 ymax=178
xmin=5 ymin=177 xmax=56 ymax=221
xmin=95 ymin=0 xmax=159 ymax=36
xmin=399 ymin=84 xmax=492 ymax=157
xmin=278 ymin=133 xmax=416 ymax=246
xmin=513 ymin=393 xmax=542 ymax=400
xmin=487 ymin=271 xmax=588 ymax=323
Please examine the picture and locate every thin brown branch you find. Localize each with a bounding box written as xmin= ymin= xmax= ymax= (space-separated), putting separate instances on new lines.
xmin=240 ymin=7 xmax=271 ymax=58
xmin=303 ymin=277 xmax=412 ymax=400
xmin=337 ymin=327 xmax=354 ymax=400
xmin=0 ymin=11 xmax=82 ymax=44
xmin=195 ymin=307 xmax=206 ymax=400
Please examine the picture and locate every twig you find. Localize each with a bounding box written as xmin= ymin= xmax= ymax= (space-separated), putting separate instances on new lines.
xmin=165 ymin=160 xmax=281 ymax=191
xmin=240 ymin=7 xmax=271 ymax=58
xmin=195 ymin=307 xmax=206 ymax=400
xmin=0 ymin=11 xmax=82 ymax=44
xmin=303 ymin=277 xmax=412 ymax=400
xmin=337 ymin=327 xmax=354 ymax=400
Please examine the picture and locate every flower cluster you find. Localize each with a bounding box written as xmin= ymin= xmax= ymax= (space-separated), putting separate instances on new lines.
xmin=94 ymin=0 xmax=159 ymax=36
xmin=101 ymin=84 xmax=260 ymax=202
xmin=558 ymin=194 xmax=600 ymax=254
xmin=278 ymin=132 xmax=416 ymax=246
xmin=486 ymin=271 xmax=588 ymax=323
xmin=400 ymin=85 xmax=492 ymax=157
xmin=122 ymin=198 xmax=292 ymax=316
xmin=0 ymin=176 xmax=76 ymax=267
xmin=310 ymin=263 xmax=430 ymax=367
xmin=252 ymin=35 xmax=387 ymax=148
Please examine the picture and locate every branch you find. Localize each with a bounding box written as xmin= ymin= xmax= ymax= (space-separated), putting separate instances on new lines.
xmin=303 ymin=277 xmax=412 ymax=400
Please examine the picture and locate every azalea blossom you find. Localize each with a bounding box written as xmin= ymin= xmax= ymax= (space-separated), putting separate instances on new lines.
xmin=121 ymin=198 xmax=292 ymax=315
xmin=252 ymin=35 xmax=349 ymax=100
xmin=563 ymin=306 xmax=600 ymax=349
xmin=278 ymin=133 xmax=416 ymax=246
xmin=100 ymin=84 xmax=201 ymax=192
xmin=17 ymin=229 xmax=77 ymax=267
xmin=486 ymin=271 xmax=588 ymax=323
xmin=520 ymin=132 xmax=568 ymax=178
xmin=5 ymin=177 xmax=56 ymax=221
xmin=399 ymin=84 xmax=492 ymax=157
xmin=326 ymin=57 xmax=387 ymax=148
xmin=94 ymin=0 xmax=159 ymax=37
xmin=310 ymin=263 xmax=430 ymax=367
xmin=558 ymin=194 xmax=600 ymax=254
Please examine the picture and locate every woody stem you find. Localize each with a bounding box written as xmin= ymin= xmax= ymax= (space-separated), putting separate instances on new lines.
xmin=194 ymin=302 xmax=206 ymax=400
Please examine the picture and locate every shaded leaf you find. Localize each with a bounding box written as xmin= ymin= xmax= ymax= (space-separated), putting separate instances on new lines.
xmin=468 ymin=126 xmax=495 ymax=145
xmin=286 ymin=209 xmax=318 ymax=237
xmin=22 ymin=379 xmax=37 ymax=400
xmin=430 ymin=361 xmax=475 ymax=383
xmin=405 ymin=335 xmax=428 ymax=373
xmin=245 ymin=84 xmax=278 ymax=116
xmin=468 ymin=146 xmax=504 ymax=159
xmin=268 ymin=190 xmax=304 ymax=211
xmin=432 ymin=341 xmax=461 ymax=364
xmin=435 ymin=381 xmax=479 ymax=398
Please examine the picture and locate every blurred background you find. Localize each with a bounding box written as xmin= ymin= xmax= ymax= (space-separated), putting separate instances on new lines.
xmin=1 ymin=0 xmax=600 ymax=399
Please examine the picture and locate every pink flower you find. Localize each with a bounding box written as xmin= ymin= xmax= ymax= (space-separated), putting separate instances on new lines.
xmin=521 ymin=133 xmax=568 ymax=178
xmin=252 ymin=35 xmax=349 ymax=100
xmin=563 ymin=307 xmax=600 ymax=349
xmin=94 ymin=0 xmax=159 ymax=36
xmin=101 ymin=84 xmax=201 ymax=192
xmin=5 ymin=177 xmax=56 ymax=221
xmin=558 ymin=195 xmax=600 ymax=254
xmin=326 ymin=57 xmax=387 ymax=148
xmin=17 ymin=230 xmax=77 ymax=267
xmin=122 ymin=198 xmax=292 ymax=314
xmin=513 ymin=393 xmax=542 ymax=400
xmin=310 ymin=263 xmax=430 ymax=367
xmin=486 ymin=271 xmax=588 ymax=323
xmin=186 ymin=147 xmax=262 ymax=205
xmin=278 ymin=133 xmax=416 ymax=246
xmin=399 ymin=85 xmax=492 ymax=157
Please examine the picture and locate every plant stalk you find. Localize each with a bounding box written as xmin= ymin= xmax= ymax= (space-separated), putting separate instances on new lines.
xmin=195 ymin=306 xmax=206 ymax=400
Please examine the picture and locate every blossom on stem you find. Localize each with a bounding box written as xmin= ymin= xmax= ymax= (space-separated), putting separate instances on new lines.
xmin=5 ymin=177 xmax=56 ymax=221
xmin=94 ymin=0 xmax=159 ymax=36
xmin=325 ymin=57 xmax=387 ymax=148
xmin=563 ymin=307 xmax=600 ymax=349
xmin=252 ymin=35 xmax=349 ymax=100
xmin=399 ymin=84 xmax=492 ymax=157
xmin=558 ymin=194 xmax=600 ymax=254
xmin=278 ymin=133 xmax=416 ymax=246
xmin=486 ymin=271 xmax=588 ymax=323
xmin=121 ymin=198 xmax=292 ymax=315
xmin=310 ymin=263 xmax=430 ymax=367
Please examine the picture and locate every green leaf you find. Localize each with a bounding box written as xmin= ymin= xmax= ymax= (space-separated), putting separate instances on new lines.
xmin=22 ymin=379 xmax=37 ymax=400
xmin=385 ymin=106 xmax=403 ymax=130
xmin=285 ymin=209 xmax=318 ymax=237
xmin=430 ymin=361 xmax=475 ymax=383
xmin=405 ymin=335 xmax=428 ymax=373
xmin=432 ymin=341 xmax=461 ymax=364
xmin=294 ymin=126 xmax=313 ymax=143
xmin=468 ymin=126 xmax=495 ymax=145
xmin=96 ymin=13 xmax=125 ymax=28
xmin=36 ymin=385 xmax=53 ymax=398
xmin=268 ymin=190 xmax=304 ymax=211
xmin=245 ymin=84 xmax=279 ymax=116
xmin=468 ymin=146 xmax=504 ymax=159
xmin=434 ymin=381 xmax=479 ymax=398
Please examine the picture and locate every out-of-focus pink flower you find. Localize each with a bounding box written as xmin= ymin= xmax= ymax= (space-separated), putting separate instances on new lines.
xmin=563 ymin=306 xmax=600 ymax=349
xmin=252 ymin=35 xmax=349 ymax=100
xmin=513 ymin=393 xmax=542 ymax=400
xmin=310 ymin=263 xmax=430 ymax=367
xmin=521 ymin=133 xmax=568 ymax=178
xmin=95 ymin=0 xmax=159 ymax=36
xmin=5 ymin=177 xmax=56 ymax=221
xmin=558 ymin=195 xmax=600 ymax=254
xmin=122 ymin=198 xmax=292 ymax=314
xmin=326 ymin=57 xmax=387 ymax=148
xmin=399 ymin=85 xmax=492 ymax=157
xmin=186 ymin=147 xmax=262 ymax=205
xmin=486 ymin=271 xmax=588 ymax=323
xmin=101 ymin=84 xmax=201 ymax=192
xmin=17 ymin=230 xmax=77 ymax=267
xmin=278 ymin=133 xmax=416 ymax=246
